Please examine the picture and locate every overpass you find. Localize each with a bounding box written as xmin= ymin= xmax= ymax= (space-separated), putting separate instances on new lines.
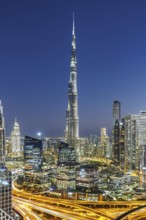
xmin=115 ymin=205 xmax=146 ymax=220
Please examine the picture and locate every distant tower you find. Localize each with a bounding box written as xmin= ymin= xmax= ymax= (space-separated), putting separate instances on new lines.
xmin=113 ymin=100 xmax=121 ymax=127
xmin=113 ymin=119 xmax=120 ymax=163
xmin=65 ymin=15 xmax=79 ymax=146
xmin=99 ymin=128 xmax=110 ymax=158
xmin=0 ymin=101 xmax=5 ymax=162
xmin=11 ymin=118 xmax=21 ymax=155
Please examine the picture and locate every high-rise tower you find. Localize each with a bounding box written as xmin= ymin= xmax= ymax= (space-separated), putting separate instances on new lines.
xmin=11 ymin=118 xmax=21 ymax=155
xmin=65 ymin=15 xmax=79 ymax=146
xmin=0 ymin=101 xmax=5 ymax=162
xmin=0 ymin=101 xmax=13 ymax=218
xmin=112 ymin=100 xmax=121 ymax=127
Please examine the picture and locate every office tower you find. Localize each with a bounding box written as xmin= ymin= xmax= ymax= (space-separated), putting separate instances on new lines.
xmin=98 ymin=128 xmax=110 ymax=158
xmin=112 ymin=100 xmax=121 ymax=127
xmin=124 ymin=115 xmax=138 ymax=171
xmin=11 ymin=119 xmax=21 ymax=156
xmin=119 ymin=118 xmax=125 ymax=170
xmin=0 ymin=101 xmax=13 ymax=218
xmin=113 ymin=120 xmax=120 ymax=163
xmin=88 ymin=134 xmax=98 ymax=157
xmin=23 ymin=136 xmax=50 ymax=191
xmin=57 ymin=142 xmax=76 ymax=190
xmin=0 ymin=101 xmax=5 ymax=162
xmin=137 ymin=112 xmax=146 ymax=187
xmin=0 ymin=164 xmax=13 ymax=218
xmin=65 ymin=16 xmax=79 ymax=147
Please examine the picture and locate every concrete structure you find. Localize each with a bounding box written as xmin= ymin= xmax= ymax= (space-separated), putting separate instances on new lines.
xmin=65 ymin=16 xmax=79 ymax=148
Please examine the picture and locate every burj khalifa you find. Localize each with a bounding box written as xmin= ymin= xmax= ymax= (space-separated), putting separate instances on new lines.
xmin=65 ymin=16 xmax=79 ymax=146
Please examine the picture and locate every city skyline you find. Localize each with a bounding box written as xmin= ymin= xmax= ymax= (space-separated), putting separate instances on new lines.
xmin=1 ymin=0 xmax=146 ymax=137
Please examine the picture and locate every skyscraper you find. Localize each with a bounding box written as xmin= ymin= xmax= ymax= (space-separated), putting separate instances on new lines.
xmin=113 ymin=120 xmax=120 ymax=163
xmin=57 ymin=142 xmax=76 ymax=190
xmin=0 ymin=101 xmax=5 ymax=162
xmin=112 ymin=100 xmax=121 ymax=127
xmin=124 ymin=114 xmax=138 ymax=171
xmin=0 ymin=101 xmax=13 ymax=218
xmin=65 ymin=16 xmax=79 ymax=147
xmin=99 ymin=128 xmax=110 ymax=158
xmin=11 ymin=119 xmax=21 ymax=156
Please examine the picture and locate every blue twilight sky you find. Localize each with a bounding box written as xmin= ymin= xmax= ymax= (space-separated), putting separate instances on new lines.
xmin=0 ymin=0 xmax=146 ymax=137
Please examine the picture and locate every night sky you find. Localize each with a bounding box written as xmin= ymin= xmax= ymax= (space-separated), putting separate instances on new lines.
xmin=0 ymin=0 xmax=146 ymax=137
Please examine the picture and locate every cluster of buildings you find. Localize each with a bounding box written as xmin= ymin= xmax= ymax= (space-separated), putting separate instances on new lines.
xmin=112 ymin=101 xmax=146 ymax=188
xmin=1 ymin=15 xmax=146 ymax=218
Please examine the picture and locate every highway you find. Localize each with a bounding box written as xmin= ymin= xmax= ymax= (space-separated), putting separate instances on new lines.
xmin=13 ymin=189 xmax=114 ymax=220
xmin=12 ymin=186 xmax=146 ymax=220
xmin=13 ymin=200 xmax=43 ymax=220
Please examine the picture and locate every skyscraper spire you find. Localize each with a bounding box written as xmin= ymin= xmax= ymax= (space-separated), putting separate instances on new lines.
xmin=72 ymin=12 xmax=75 ymax=36
xmin=65 ymin=15 xmax=79 ymax=146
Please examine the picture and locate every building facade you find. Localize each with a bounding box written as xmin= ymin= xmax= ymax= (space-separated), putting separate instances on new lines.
xmin=112 ymin=100 xmax=121 ymax=128
xmin=76 ymin=164 xmax=98 ymax=192
xmin=98 ymin=128 xmax=110 ymax=158
xmin=11 ymin=119 xmax=21 ymax=156
xmin=23 ymin=136 xmax=50 ymax=191
xmin=0 ymin=163 xmax=12 ymax=217
xmin=0 ymin=101 xmax=13 ymax=218
xmin=0 ymin=101 xmax=5 ymax=162
xmin=57 ymin=142 xmax=76 ymax=190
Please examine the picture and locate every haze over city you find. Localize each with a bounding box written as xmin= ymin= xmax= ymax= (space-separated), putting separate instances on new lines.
xmin=0 ymin=0 xmax=146 ymax=137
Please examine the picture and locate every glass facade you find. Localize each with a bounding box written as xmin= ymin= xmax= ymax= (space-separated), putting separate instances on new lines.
xmin=24 ymin=136 xmax=50 ymax=191
xmin=76 ymin=164 xmax=98 ymax=192
xmin=0 ymin=163 xmax=12 ymax=217
xmin=57 ymin=142 xmax=76 ymax=190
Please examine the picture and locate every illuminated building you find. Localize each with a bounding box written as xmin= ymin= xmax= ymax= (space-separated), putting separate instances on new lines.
xmin=76 ymin=164 xmax=98 ymax=192
xmin=0 ymin=163 xmax=12 ymax=217
xmin=0 ymin=101 xmax=5 ymax=162
xmin=113 ymin=119 xmax=120 ymax=163
xmin=88 ymin=134 xmax=98 ymax=157
xmin=99 ymin=128 xmax=110 ymax=158
xmin=57 ymin=142 xmax=76 ymax=190
xmin=23 ymin=136 xmax=50 ymax=191
xmin=10 ymin=119 xmax=21 ymax=156
xmin=119 ymin=118 xmax=125 ymax=170
xmin=112 ymin=100 xmax=121 ymax=127
xmin=136 ymin=112 xmax=146 ymax=187
xmin=0 ymin=101 xmax=13 ymax=218
xmin=124 ymin=111 xmax=146 ymax=186
xmin=65 ymin=16 xmax=79 ymax=149
xmin=124 ymin=115 xmax=138 ymax=171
